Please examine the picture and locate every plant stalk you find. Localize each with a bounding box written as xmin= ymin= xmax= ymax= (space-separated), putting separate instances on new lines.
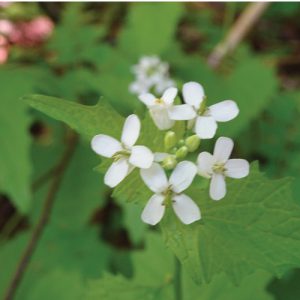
xmin=174 ymin=257 xmax=182 ymax=300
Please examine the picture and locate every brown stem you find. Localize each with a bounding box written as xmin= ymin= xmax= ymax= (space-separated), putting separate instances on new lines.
xmin=3 ymin=132 xmax=78 ymax=300
xmin=31 ymin=165 xmax=58 ymax=192
xmin=207 ymin=2 xmax=270 ymax=69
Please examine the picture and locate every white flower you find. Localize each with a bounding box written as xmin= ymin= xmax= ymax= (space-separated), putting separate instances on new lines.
xmin=139 ymin=87 xmax=196 ymax=130
xmin=182 ymin=82 xmax=239 ymax=139
xmin=140 ymin=161 xmax=201 ymax=225
xmin=197 ymin=137 xmax=249 ymax=201
xmin=129 ymin=55 xmax=175 ymax=95
xmin=91 ymin=114 xmax=154 ymax=188
xmin=129 ymin=80 xmax=151 ymax=95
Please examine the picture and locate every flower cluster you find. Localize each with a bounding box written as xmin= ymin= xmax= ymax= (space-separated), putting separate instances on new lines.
xmin=129 ymin=56 xmax=175 ymax=96
xmin=92 ymin=81 xmax=249 ymax=226
xmin=0 ymin=16 xmax=53 ymax=64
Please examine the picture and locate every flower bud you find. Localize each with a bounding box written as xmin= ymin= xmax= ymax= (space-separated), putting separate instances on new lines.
xmin=175 ymin=146 xmax=188 ymax=159
xmin=164 ymin=131 xmax=177 ymax=150
xmin=178 ymin=139 xmax=185 ymax=146
xmin=185 ymin=135 xmax=200 ymax=152
xmin=162 ymin=155 xmax=177 ymax=170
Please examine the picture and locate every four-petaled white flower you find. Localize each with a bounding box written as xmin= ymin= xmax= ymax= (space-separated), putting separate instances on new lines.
xmin=140 ymin=161 xmax=201 ymax=225
xmin=197 ymin=137 xmax=249 ymax=201
xmin=139 ymin=87 xmax=196 ymax=130
xmin=91 ymin=114 xmax=154 ymax=188
xmin=182 ymin=82 xmax=239 ymax=139
xmin=129 ymin=55 xmax=175 ymax=95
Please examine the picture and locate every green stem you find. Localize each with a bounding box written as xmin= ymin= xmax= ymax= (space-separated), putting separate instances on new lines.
xmin=174 ymin=257 xmax=182 ymax=300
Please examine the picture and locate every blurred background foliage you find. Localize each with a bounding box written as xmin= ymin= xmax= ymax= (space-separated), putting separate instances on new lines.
xmin=1 ymin=2 xmax=300 ymax=299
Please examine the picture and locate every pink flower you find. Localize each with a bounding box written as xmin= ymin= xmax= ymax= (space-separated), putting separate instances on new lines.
xmin=0 ymin=20 xmax=14 ymax=36
xmin=0 ymin=35 xmax=9 ymax=63
xmin=0 ymin=2 xmax=12 ymax=8
xmin=9 ymin=16 xmax=54 ymax=47
xmin=0 ymin=16 xmax=54 ymax=63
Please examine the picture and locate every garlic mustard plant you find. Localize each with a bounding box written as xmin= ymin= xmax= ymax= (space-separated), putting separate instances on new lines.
xmin=91 ymin=81 xmax=249 ymax=225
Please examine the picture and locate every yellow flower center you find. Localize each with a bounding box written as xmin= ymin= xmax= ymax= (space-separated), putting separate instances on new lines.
xmin=155 ymin=98 xmax=164 ymax=105
xmin=212 ymin=163 xmax=226 ymax=174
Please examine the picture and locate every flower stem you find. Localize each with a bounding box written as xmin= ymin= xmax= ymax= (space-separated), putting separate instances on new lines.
xmin=174 ymin=256 xmax=182 ymax=300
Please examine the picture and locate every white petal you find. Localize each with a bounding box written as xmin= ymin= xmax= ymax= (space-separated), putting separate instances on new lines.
xmin=104 ymin=159 xmax=130 ymax=188
xmin=213 ymin=137 xmax=233 ymax=163
xmin=225 ymin=159 xmax=249 ymax=178
xmin=172 ymin=194 xmax=201 ymax=224
xmin=210 ymin=173 xmax=226 ymax=201
xmin=169 ymin=161 xmax=197 ymax=193
xmin=150 ymin=107 xmax=174 ymax=130
xmin=121 ymin=114 xmax=140 ymax=148
xmin=167 ymin=104 xmax=196 ymax=120
xmin=140 ymin=163 xmax=168 ymax=193
xmin=129 ymin=145 xmax=154 ymax=169
xmin=209 ymin=100 xmax=239 ymax=122
xmin=91 ymin=134 xmax=122 ymax=158
xmin=138 ymin=93 xmax=156 ymax=106
xmin=141 ymin=194 xmax=165 ymax=225
xmin=154 ymin=152 xmax=168 ymax=162
xmin=197 ymin=151 xmax=215 ymax=178
xmin=161 ymin=87 xmax=178 ymax=105
xmin=182 ymin=82 xmax=205 ymax=109
xmin=195 ymin=116 xmax=217 ymax=139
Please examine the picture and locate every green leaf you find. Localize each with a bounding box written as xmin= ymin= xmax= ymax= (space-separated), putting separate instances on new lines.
xmin=119 ymin=3 xmax=183 ymax=58
xmin=0 ymin=233 xmax=29 ymax=295
xmin=90 ymin=45 xmax=142 ymax=114
xmin=86 ymin=233 xmax=174 ymax=300
xmin=219 ymin=56 xmax=278 ymax=137
xmin=161 ymin=163 xmax=300 ymax=285
xmin=23 ymin=269 xmax=85 ymax=300
xmin=183 ymin=269 xmax=273 ymax=300
xmin=87 ymin=273 xmax=170 ymax=300
xmin=12 ymin=226 xmax=110 ymax=299
xmin=116 ymin=200 xmax=147 ymax=245
xmin=0 ymin=68 xmax=40 ymax=213
xmin=51 ymin=142 xmax=107 ymax=229
xmin=23 ymin=95 xmax=124 ymax=139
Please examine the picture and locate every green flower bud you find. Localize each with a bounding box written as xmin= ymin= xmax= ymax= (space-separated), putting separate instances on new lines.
xmin=164 ymin=131 xmax=177 ymax=150
xmin=176 ymin=146 xmax=188 ymax=159
xmin=178 ymin=139 xmax=185 ymax=146
xmin=185 ymin=135 xmax=200 ymax=152
xmin=162 ymin=155 xmax=177 ymax=170
xmin=171 ymin=147 xmax=178 ymax=154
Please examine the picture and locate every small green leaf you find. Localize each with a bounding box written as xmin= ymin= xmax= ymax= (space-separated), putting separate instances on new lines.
xmin=161 ymin=163 xmax=300 ymax=285
xmin=23 ymin=95 xmax=124 ymax=139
